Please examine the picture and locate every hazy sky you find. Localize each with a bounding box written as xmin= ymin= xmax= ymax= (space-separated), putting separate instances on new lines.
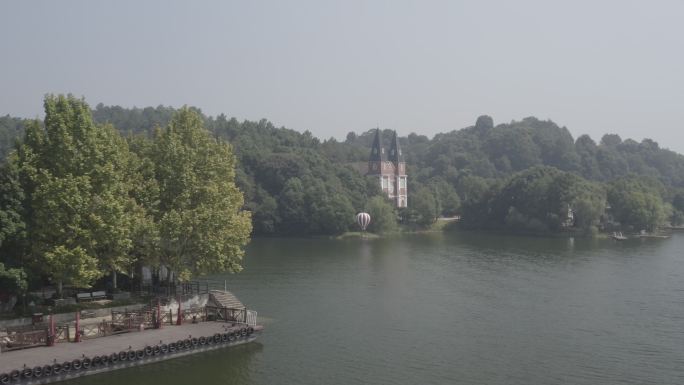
xmin=2 ymin=1 xmax=684 ymax=152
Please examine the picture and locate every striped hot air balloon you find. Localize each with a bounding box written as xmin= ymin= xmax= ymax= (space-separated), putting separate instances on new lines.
xmin=356 ymin=212 xmax=371 ymax=231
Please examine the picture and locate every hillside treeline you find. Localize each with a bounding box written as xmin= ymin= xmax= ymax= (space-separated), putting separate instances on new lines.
xmin=3 ymin=105 xmax=684 ymax=239
xmin=328 ymin=115 xmax=684 ymax=234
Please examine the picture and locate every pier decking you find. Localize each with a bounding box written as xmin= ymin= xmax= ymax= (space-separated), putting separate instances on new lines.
xmin=0 ymin=322 xmax=261 ymax=384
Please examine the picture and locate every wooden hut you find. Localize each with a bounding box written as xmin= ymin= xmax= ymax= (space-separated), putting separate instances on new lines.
xmin=205 ymin=290 xmax=247 ymax=324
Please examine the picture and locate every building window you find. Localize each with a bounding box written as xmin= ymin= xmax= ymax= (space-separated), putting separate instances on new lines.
xmin=382 ymin=177 xmax=388 ymax=189
xmin=400 ymin=177 xmax=406 ymax=188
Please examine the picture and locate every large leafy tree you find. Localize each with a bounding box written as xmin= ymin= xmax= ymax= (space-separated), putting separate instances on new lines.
xmin=407 ymin=187 xmax=439 ymax=227
xmin=608 ymin=176 xmax=668 ymax=232
xmin=427 ymin=177 xmax=461 ymax=216
xmin=671 ymin=191 xmax=684 ymax=226
xmin=0 ymin=159 xmax=24 ymax=250
xmin=546 ymin=172 xmax=606 ymax=234
xmin=304 ymin=177 xmax=355 ymax=235
xmin=496 ymin=166 xmax=565 ymax=232
xmin=125 ymin=136 xmax=161 ymax=272
xmin=0 ymin=159 xmax=27 ymax=302
xmin=0 ymin=115 xmax=26 ymax=161
xmin=566 ymin=180 xmax=606 ymax=236
xmin=0 ymin=262 xmax=27 ymax=298
xmin=153 ymin=107 xmax=251 ymax=281
xmin=365 ymin=196 xmax=398 ymax=234
xmin=15 ymin=95 xmax=141 ymax=295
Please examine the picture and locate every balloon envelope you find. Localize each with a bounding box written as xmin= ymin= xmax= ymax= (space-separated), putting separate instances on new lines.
xmin=356 ymin=212 xmax=371 ymax=231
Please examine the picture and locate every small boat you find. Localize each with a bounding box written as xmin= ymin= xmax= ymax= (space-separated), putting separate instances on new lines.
xmin=611 ymin=232 xmax=628 ymax=240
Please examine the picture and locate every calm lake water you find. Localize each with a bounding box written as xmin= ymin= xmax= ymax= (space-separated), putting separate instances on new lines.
xmin=67 ymin=233 xmax=684 ymax=385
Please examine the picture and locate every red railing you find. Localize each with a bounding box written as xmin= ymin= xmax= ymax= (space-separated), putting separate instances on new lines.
xmin=0 ymin=328 xmax=47 ymax=352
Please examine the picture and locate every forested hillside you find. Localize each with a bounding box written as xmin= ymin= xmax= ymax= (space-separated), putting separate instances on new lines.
xmin=328 ymin=115 xmax=684 ymax=234
xmin=3 ymin=104 xmax=684 ymax=237
xmin=331 ymin=115 xmax=684 ymax=187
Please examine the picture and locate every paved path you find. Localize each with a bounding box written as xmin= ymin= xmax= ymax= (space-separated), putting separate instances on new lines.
xmin=0 ymin=322 xmax=247 ymax=373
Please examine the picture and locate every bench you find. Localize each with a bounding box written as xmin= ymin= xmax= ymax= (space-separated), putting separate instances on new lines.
xmin=76 ymin=291 xmax=107 ymax=302
xmin=76 ymin=293 xmax=92 ymax=302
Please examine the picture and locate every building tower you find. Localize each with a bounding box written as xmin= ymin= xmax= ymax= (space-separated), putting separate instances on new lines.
xmin=367 ymin=129 xmax=408 ymax=207
xmin=389 ymin=131 xmax=408 ymax=207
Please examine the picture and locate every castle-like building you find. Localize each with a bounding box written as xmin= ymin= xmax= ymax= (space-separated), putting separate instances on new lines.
xmin=367 ymin=129 xmax=408 ymax=208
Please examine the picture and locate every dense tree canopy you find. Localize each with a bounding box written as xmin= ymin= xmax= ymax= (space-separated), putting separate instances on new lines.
xmin=0 ymin=97 xmax=252 ymax=298
xmin=0 ymin=262 xmax=27 ymax=296
xmin=0 ymin=160 xmax=24 ymax=249
xmin=459 ymin=166 xmax=606 ymax=234
xmin=405 ymin=187 xmax=439 ymax=228
xmin=2 ymin=105 xmax=683 ymax=243
xmin=365 ymin=196 xmax=398 ymax=234
xmin=13 ymin=95 xmax=144 ymax=294
xmin=607 ymin=176 xmax=669 ymax=232
xmin=150 ymin=108 xmax=252 ymax=280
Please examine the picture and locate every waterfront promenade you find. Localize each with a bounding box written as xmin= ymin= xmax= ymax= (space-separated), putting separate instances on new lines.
xmin=0 ymin=322 xmax=251 ymax=374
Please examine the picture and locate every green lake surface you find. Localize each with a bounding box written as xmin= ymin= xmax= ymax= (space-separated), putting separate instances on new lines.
xmin=66 ymin=232 xmax=684 ymax=385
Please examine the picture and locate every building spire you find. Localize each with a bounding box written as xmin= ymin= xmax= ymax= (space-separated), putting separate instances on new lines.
xmin=388 ymin=130 xmax=403 ymax=163
xmin=369 ymin=128 xmax=385 ymax=162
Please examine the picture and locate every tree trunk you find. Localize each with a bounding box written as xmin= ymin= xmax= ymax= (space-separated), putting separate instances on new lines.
xmin=112 ymin=270 xmax=118 ymax=290
xmin=57 ymin=280 xmax=63 ymax=299
xmin=165 ymin=267 xmax=173 ymax=285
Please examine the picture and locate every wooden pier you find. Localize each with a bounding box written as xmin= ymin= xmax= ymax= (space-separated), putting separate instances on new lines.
xmin=0 ymin=289 xmax=262 ymax=384
xmin=0 ymin=321 xmax=261 ymax=384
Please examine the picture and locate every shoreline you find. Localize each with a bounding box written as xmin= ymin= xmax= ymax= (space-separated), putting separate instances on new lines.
xmin=323 ymin=228 xmax=675 ymax=241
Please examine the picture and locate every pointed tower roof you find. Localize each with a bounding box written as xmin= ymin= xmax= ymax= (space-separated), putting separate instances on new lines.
xmin=388 ymin=130 xmax=404 ymax=163
xmin=369 ymin=128 xmax=386 ymax=162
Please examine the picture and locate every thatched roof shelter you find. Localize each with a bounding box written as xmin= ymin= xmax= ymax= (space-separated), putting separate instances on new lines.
xmin=207 ymin=290 xmax=245 ymax=310
xmin=205 ymin=290 xmax=247 ymax=323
